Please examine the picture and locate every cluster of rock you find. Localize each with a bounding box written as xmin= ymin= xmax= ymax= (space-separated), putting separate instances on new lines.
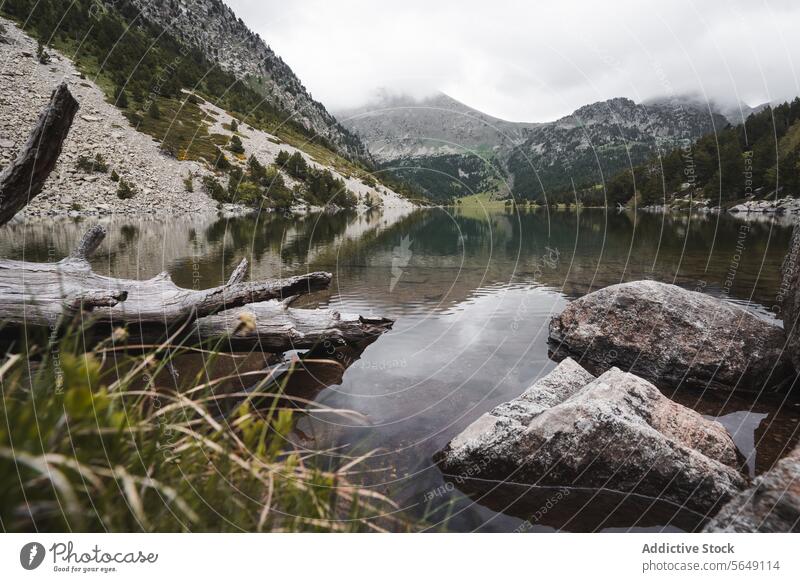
xmin=640 ymin=195 xmax=800 ymax=217
xmin=437 ymin=358 xmax=746 ymax=515
xmin=439 ymin=245 xmax=800 ymax=531
xmin=703 ymin=445 xmax=800 ymax=532
xmin=729 ymin=197 xmax=800 ymax=214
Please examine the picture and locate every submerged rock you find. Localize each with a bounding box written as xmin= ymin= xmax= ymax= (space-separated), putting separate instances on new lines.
xmin=704 ymin=445 xmax=800 ymax=532
xmin=437 ymin=358 xmax=747 ymax=514
xmin=549 ymin=280 xmax=793 ymax=392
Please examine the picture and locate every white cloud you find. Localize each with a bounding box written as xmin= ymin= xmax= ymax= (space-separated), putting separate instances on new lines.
xmin=224 ymin=0 xmax=800 ymax=122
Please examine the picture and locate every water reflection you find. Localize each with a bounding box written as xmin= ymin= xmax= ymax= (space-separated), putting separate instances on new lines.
xmin=3 ymin=207 xmax=798 ymax=532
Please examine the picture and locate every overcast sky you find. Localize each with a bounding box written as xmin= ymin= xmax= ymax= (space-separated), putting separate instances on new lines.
xmin=224 ymin=0 xmax=800 ymax=122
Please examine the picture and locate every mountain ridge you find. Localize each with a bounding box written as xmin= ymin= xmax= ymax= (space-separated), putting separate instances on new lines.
xmin=339 ymin=91 xmax=729 ymax=202
xmin=336 ymin=91 xmax=539 ymax=161
xmin=124 ymin=0 xmax=369 ymax=161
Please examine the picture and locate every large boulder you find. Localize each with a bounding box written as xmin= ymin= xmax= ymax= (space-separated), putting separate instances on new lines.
xmin=549 ymin=280 xmax=793 ymax=392
xmin=437 ymin=358 xmax=747 ymax=515
xmin=781 ymin=225 xmax=800 ymax=371
xmin=704 ymin=445 xmax=800 ymax=532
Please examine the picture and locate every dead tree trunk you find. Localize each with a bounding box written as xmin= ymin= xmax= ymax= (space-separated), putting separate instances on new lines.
xmin=0 ymin=83 xmax=78 ymax=225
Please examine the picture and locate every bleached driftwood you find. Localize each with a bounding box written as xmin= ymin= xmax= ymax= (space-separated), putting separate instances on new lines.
xmin=195 ymin=302 xmax=393 ymax=352
xmin=0 ymin=226 xmax=391 ymax=351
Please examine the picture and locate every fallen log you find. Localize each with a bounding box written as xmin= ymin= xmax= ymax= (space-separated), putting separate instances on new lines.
xmin=0 ymin=226 xmax=392 ymax=351
xmin=194 ymin=301 xmax=393 ymax=352
xmin=0 ymin=83 xmax=79 ymax=226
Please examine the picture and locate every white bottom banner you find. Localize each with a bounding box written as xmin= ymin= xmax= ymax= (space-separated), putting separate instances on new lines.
xmin=0 ymin=533 xmax=797 ymax=581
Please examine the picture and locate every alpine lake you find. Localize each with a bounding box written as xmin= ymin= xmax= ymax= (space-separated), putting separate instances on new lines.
xmin=5 ymin=206 xmax=799 ymax=532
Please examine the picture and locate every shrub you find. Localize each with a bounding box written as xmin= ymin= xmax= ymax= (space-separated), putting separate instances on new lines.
xmin=230 ymin=119 xmax=238 ymax=132
xmin=266 ymin=180 xmax=294 ymax=210
xmin=335 ymin=188 xmax=359 ymax=209
xmin=304 ymin=168 xmax=351 ymax=206
xmin=202 ymin=175 xmax=228 ymax=203
xmin=227 ymin=167 xmax=244 ymax=197
xmin=148 ymin=100 xmax=161 ymax=119
xmin=114 ymin=85 xmax=129 ymax=109
xmin=110 ymin=170 xmax=120 ymax=182
xmin=76 ymin=153 xmax=108 ymax=173
xmin=247 ymin=155 xmax=267 ymax=183
xmin=285 ymin=151 xmax=308 ymax=180
xmin=228 ymin=135 xmax=245 ymax=155
xmin=233 ymin=181 xmax=262 ymax=205
xmin=36 ymin=40 xmax=50 ymax=64
xmin=213 ymin=147 xmax=231 ymax=171
xmin=183 ymin=173 xmax=194 ymax=192
xmin=116 ymin=178 xmax=136 ymax=200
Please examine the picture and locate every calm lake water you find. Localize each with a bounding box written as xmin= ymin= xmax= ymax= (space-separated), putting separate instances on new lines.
xmin=5 ymin=207 xmax=800 ymax=532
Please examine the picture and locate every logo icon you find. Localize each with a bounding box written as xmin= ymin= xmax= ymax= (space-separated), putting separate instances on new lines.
xmin=20 ymin=542 xmax=46 ymax=570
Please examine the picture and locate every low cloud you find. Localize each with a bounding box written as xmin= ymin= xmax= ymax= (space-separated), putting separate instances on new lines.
xmin=225 ymin=0 xmax=800 ymax=121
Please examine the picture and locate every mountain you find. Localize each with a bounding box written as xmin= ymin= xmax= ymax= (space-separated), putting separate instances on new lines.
xmin=337 ymin=91 xmax=538 ymax=161
xmin=600 ymin=97 xmax=800 ymax=208
xmin=0 ymin=4 xmax=415 ymax=214
xmin=124 ymin=0 xmax=367 ymax=161
xmin=508 ymin=97 xmax=728 ymax=200
xmin=340 ymin=93 xmax=727 ymax=203
xmin=645 ymin=94 xmax=771 ymax=126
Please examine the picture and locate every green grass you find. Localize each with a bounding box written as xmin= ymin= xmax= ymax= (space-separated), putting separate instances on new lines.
xmin=0 ymin=323 xmax=411 ymax=532
xmin=123 ymin=96 xmax=228 ymax=165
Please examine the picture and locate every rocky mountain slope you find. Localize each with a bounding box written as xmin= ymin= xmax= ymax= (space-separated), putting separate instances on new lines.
xmin=0 ymin=16 xmax=412 ymax=216
xmin=508 ymin=97 xmax=728 ymax=200
xmin=0 ymin=17 xmax=215 ymax=216
xmin=340 ymin=92 xmax=728 ymax=202
xmin=337 ymin=91 xmax=538 ymax=161
xmin=125 ymin=0 xmax=367 ymax=161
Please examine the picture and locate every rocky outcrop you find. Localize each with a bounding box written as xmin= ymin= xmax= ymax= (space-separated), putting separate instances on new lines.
xmin=437 ymin=358 xmax=747 ymax=515
xmin=341 ymin=92 xmax=725 ymax=201
xmin=781 ymin=225 xmax=800 ymax=370
xmin=730 ymin=197 xmax=800 ymax=214
xmin=704 ymin=445 xmax=800 ymax=532
xmin=337 ymin=91 xmax=539 ymax=162
xmin=549 ymin=281 xmax=793 ymax=392
xmin=125 ymin=0 xmax=367 ymax=161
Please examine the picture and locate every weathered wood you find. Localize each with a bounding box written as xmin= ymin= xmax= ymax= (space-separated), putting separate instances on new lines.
xmin=227 ymin=258 xmax=249 ymax=285
xmin=194 ymin=302 xmax=393 ymax=352
xmin=0 ymin=225 xmax=391 ymax=352
xmin=0 ymin=255 xmax=331 ymax=328
xmin=70 ymin=224 xmax=106 ymax=260
xmin=0 ymin=83 xmax=79 ymax=226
